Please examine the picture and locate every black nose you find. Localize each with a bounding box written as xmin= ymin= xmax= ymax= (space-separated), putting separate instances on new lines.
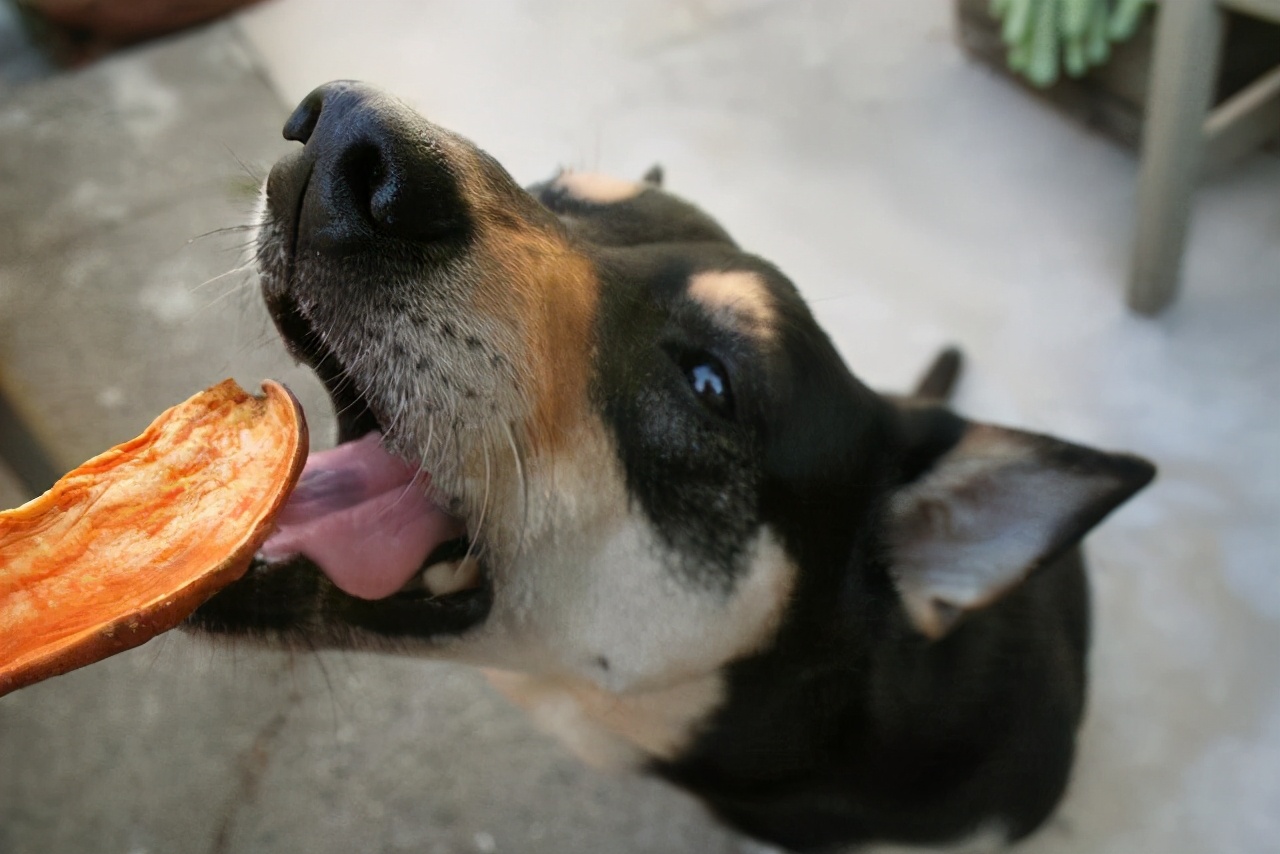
xmin=280 ymin=81 xmax=468 ymax=249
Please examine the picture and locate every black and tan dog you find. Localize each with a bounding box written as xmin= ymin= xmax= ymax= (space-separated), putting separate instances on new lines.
xmin=190 ymin=82 xmax=1154 ymax=852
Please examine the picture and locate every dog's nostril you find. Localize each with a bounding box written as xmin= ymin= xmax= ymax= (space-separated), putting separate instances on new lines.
xmin=372 ymin=168 xmax=468 ymax=242
xmin=353 ymin=146 xmax=467 ymax=243
xmin=283 ymin=88 xmax=325 ymax=144
xmin=338 ymin=143 xmax=391 ymax=228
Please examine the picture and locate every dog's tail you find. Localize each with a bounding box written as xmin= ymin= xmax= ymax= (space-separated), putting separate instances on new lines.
xmin=913 ymin=347 xmax=963 ymax=401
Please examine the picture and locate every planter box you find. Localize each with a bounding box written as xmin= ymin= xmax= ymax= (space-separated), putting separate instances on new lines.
xmin=955 ymin=0 xmax=1280 ymax=154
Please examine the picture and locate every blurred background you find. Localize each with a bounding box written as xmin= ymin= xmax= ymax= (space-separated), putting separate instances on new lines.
xmin=1 ymin=1 xmax=1277 ymax=852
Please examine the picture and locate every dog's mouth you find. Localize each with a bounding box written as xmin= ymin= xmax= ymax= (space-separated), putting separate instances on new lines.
xmin=259 ymin=431 xmax=484 ymax=601
xmin=191 ymin=287 xmax=495 ymax=644
xmin=256 ymin=292 xmax=490 ymax=610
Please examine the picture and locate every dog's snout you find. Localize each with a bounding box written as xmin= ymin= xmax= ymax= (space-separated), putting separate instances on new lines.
xmin=281 ymin=81 xmax=469 ymax=250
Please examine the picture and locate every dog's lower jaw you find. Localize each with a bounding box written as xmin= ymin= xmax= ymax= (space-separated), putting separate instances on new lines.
xmin=186 ymin=555 xmax=493 ymax=650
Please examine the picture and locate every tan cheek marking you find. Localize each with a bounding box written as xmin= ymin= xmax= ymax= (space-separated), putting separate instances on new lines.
xmin=688 ymin=270 xmax=777 ymax=343
xmin=555 ymin=170 xmax=646 ymax=204
xmin=732 ymin=534 xmax=800 ymax=660
xmin=423 ymin=132 xmax=602 ymax=456
xmin=484 ymin=669 xmax=725 ymax=770
xmin=468 ymin=226 xmax=599 ymax=455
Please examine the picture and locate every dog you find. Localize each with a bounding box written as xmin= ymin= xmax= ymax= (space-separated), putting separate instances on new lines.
xmin=188 ymin=81 xmax=1155 ymax=852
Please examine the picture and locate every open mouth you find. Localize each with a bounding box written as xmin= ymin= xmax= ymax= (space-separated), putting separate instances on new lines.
xmin=260 ymin=293 xmax=490 ymax=610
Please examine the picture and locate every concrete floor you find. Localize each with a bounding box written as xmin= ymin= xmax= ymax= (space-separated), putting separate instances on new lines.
xmin=2 ymin=1 xmax=1278 ymax=852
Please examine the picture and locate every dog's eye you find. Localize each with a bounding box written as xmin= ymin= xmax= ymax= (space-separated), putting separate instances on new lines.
xmin=683 ymin=353 xmax=734 ymax=417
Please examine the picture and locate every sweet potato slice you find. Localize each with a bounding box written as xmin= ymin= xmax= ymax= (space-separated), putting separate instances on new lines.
xmin=0 ymin=379 xmax=306 ymax=697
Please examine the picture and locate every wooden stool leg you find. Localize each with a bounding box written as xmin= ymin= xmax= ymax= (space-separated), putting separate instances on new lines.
xmin=1128 ymin=0 xmax=1225 ymax=315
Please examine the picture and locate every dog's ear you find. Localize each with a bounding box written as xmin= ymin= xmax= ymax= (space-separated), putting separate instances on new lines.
xmin=885 ymin=408 xmax=1154 ymax=639
xmin=642 ymin=164 xmax=664 ymax=187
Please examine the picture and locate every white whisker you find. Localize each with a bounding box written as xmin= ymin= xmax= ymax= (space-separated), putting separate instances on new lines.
xmin=194 ymin=277 xmax=258 ymax=316
xmin=386 ymin=434 xmax=429 ymax=515
xmin=189 ymin=261 xmax=255 ymax=293
xmin=423 ymin=412 xmax=437 ymax=469
xmin=464 ymin=435 xmax=492 ymax=566
xmin=379 ymin=390 xmax=407 ymax=440
xmin=187 ymin=223 xmax=258 ymax=244
xmin=503 ymin=420 xmax=529 ymax=562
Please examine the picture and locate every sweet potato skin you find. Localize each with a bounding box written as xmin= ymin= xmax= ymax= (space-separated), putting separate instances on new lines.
xmin=0 ymin=380 xmax=306 ymax=697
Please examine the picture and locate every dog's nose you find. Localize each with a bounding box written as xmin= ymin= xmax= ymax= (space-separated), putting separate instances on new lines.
xmin=282 ymin=81 xmax=468 ymax=249
xmin=282 ymin=86 xmax=325 ymax=145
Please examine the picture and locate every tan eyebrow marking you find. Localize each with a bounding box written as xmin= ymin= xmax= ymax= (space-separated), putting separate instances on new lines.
xmin=554 ymin=170 xmax=646 ymax=204
xmin=687 ymin=270 xmax=777 ymax=342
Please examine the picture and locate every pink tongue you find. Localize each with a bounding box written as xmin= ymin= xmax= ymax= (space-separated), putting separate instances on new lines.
xmin=260 ymin=432 xmax=465 ymax=600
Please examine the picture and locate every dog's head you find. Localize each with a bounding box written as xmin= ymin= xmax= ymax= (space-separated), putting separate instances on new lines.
xmin=192 ymin=82 xmax=1152 ymax=766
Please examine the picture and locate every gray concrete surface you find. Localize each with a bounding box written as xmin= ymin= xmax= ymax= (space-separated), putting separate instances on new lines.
xmin=2 ymin=1 xmax=1279 ymax=853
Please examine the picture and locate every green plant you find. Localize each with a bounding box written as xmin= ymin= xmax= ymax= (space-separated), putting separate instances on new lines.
xmin=990 ymin=0 xmax=1152 ymax=87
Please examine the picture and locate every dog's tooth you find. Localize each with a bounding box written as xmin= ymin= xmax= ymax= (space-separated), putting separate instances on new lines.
xmin=424 ymin=556 xmax=481 ymax=596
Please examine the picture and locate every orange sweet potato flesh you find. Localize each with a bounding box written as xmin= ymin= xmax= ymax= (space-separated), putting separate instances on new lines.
xmin=0 ymin=379 xmax=306 ymax=697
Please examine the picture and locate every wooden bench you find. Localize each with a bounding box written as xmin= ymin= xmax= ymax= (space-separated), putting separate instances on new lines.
xmin=1130 ymin=0 xmax=1280 ymax=313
